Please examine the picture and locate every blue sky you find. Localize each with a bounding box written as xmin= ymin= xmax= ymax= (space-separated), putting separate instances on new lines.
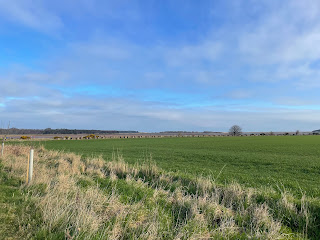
xmin=1 ymin=0 xmax=320 ymax=132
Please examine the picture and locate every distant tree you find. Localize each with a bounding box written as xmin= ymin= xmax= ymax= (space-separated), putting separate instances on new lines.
xmin=295 ymin=130 xmax=300 ymax=135
xmin=269 ymin=131 xmax=274 ymax=136
xmin=43 ymin=128 xmax=52 ymax=134
xmin=229 ymin=125 xmax=242 ymax=136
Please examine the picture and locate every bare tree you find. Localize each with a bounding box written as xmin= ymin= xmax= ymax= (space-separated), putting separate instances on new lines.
xmin=229 ymin=125 xmax=242 ymax=136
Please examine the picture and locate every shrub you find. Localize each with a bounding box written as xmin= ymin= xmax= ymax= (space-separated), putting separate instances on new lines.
xmin=20 ymin=136 xmax=31 ymax=140
xmin=53 ymin=136 xmax=62 ymax=140
xmin=84 ymin=134 xmax=98 ymax=139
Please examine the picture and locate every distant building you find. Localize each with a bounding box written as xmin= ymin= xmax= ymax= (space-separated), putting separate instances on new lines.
xmin=312 ymin=129 xmax=320 ymax=135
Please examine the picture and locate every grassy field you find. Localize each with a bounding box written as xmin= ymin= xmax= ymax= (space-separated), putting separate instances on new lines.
xmin=34 ymin=135 xmax=320 ymax=198
xmin=2 ymin=144 xmax=319 ymax=239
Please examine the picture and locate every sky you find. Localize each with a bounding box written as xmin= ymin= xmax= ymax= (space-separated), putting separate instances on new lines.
xmin=0 ymin=0 xmax=320 ymax=132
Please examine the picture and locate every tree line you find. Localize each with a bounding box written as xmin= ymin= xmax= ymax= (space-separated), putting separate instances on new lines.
xmin=0 ymin=128 xmax=138 ymax=135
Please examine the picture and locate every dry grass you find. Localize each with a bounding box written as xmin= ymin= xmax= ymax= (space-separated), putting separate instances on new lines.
xmin=0 ymin=144 xmax=313 ymax=239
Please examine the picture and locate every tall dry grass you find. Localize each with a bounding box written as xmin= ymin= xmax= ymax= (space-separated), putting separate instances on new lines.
xmin=0 ymin=144 xmax=314 ymax=239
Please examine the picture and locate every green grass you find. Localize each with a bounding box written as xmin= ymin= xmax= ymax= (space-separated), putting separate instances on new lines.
xmin=0 ymin=161 xmax=44 ymax=240
xmin=3 ymin=144 xmax=319 ymax=239
xmin=0 ymin=162 xmax=23 ymax=239
xmin=31 ymin=135 xmax=320 ymax=198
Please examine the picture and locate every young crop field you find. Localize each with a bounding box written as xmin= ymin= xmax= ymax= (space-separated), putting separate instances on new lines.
xmin=36 ymin=135 xmax=320 ymax=198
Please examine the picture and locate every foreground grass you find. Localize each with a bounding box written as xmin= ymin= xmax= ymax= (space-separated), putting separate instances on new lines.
xmin=0 ymin=161 xmax=41 ymax=239
xmin=0 ymin=162 xmax=23 ymax=239
xmin=31 ymin=135 xmax=320 ymax=198
xmin=1 ymin=144 xmax=320 ymax=239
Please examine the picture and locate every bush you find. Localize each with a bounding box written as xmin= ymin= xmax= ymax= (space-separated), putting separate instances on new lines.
xmin=20 ymin=136 xmax=31 ymax=140
xmin=84 ymin=134 xmax=98 ymax=139
xmin=53 ymin=136 xmax=62 ymax=140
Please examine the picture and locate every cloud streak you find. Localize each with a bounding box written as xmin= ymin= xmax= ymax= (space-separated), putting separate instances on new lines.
xmin=0 ymin=0 xmax=63 ymax=34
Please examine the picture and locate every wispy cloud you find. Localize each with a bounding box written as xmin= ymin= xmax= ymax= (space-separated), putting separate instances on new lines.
xmin=1 ymin=0 xmax=320 ymax=131
xmin=0 ymin=0 xmax=63 ymax=34
xmin=162 ymin=41 xmax=223 ymax=67
xmin=2 ymin=91 xmax=320 ymax=131
xmin=235 ymin=0 xmax=320 ymax=90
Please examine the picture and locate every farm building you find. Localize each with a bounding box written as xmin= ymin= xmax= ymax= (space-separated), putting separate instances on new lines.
xmin=312 ymin=129 xmax=320 ymax=135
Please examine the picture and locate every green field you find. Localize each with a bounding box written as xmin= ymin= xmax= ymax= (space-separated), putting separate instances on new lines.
xmin=4 ymin=138 xmax=320 ymax=239
xmin=36 ymin=135 xmax=320 ymax=197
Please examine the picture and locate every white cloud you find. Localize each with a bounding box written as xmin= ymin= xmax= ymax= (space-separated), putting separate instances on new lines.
xmin=227 ymin=89 xmax=253 ymax=99
xmin=70 ymin=41 xmax=132 ymax=60
xmin=274 ymin=97 xmax=320 ymax=106
xmin=2 ymin=93 xmax=320 ymax=132
xmin=163 ymin=41 xmax=223 ymax=67
xmin=238 ymin=0 xmax=320 ymax=65
xmin=0 ymin=0 xmax=63 ymax=34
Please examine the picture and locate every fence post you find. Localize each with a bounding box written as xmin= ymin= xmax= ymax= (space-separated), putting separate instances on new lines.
xmin=1 ymin=142 xmax=4 ymax=156
xmin=28 ymin=149 xmax=34 ymax=184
